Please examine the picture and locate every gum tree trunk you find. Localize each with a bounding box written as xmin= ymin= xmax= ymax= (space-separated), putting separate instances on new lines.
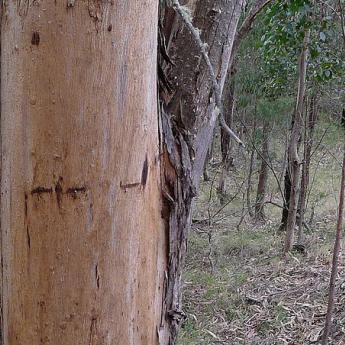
xmin=284 ymin=30 xmax=310 ymax=253
xmin=1 ymin=2 xmax=167 ymax=344
xmin=160 ymin=0 xmax=245 ymax=341
xmin=296 ymin=94 xmax=318 ymax=244
xmin=218 ymin=72 xmax=236 ymax=200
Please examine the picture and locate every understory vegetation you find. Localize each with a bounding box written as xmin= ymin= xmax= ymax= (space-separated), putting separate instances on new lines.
xmin=178 ymin=118 xmax=345 ymax=344
xmin=171 ymin=1 xmax=345 ymax=342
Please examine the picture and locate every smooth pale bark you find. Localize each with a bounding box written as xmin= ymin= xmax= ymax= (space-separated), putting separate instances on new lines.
xmin=1 ymin=2 xmax=166 ymax=345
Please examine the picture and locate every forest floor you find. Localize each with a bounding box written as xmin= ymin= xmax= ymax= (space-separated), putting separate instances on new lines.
xmin=177 ymin=125 xmax=345 ymax=345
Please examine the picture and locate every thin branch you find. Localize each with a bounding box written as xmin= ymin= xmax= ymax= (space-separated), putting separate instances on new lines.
xmin=234 ymin=0 xmax=274 ymax=52
xmin=229 ymin=0 xmax=274 ymax=69
xmin=239 ymin=118 xmax=286 ymax=204
xmin=171 ymin=0 xmax=245 ymax=147
xmin=309 ymin=125 xmax=330 ymax=159
xmin=211 ymin=178 xmax=247 ymax=219
xmin=322 ymin=138 xmax=345 ymax=345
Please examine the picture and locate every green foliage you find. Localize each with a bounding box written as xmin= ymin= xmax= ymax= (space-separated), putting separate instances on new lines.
xmin=256 ymin=97 xmax=294 ymax=122
xmin=260 ymin=0 xmax=345 ymax=87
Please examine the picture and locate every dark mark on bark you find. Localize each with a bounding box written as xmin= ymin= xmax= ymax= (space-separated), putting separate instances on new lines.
xmin=88 ymin=202 xmax=94 ymax=224
xmin=88 ymin=0 xmax=103 ymax=22
xmin=24 ymin=193 xmax=28 ymax=219
xmin=120 ymin=181 xmax=141 ymax=191
xmin=141 ymin=155 xmax=149 ymax=187
xmin=66 ymin=186 xmax=87 ymax=199
xmin=26 ymin=225 xmax=31 ymax=249
xmin=66 ymin=0 xmax=75 ymax=8
xmin=107 ymin=24 xmax=112 ymax=32
xmin=55 ymin=177 xmax=63 ymax=208
xmin=88 ymin=316 xmax=97 ymax=345
xmin=95 ymin=264 xmax=100 ymax=289
xmin=31 ymin=31 xmax=40 ymax=46
xmin=31 ymin=187 xmax=53 ymax=195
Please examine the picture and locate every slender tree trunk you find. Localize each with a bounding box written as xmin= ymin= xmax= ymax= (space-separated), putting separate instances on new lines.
xmin=279 ymin=129 xmax=289 ymax=188
xmin=321 ymin=5 xmax=345 ymax=343
xmin=321 ymin=138 xmax=345 ymax=345
xmin=278 ymin=127 xmax=290 ymax=231
xmin=246 ymin=122 xmax=256 ymax=218
xmin=284 ymin=30 xmax=310 ymax=253
xmin=255 ymin=121 xmax=270 ymax=222
xmin=218 ymin=72 xmax=236 ymax=199
xmin=280 ymin=161 xmax=292 ymax=231
xmin=220 ymin=69 xmax=236 ymax=169
xmin=1 ymin=2 xmax=167 ymax=345
xmin=297 ymin=94 xmax=318 ymax=244
xmin=246 ymin=147 xmax=255 ymax=217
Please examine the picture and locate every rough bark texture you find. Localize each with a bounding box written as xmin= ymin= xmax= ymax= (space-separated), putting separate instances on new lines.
xmin=159 ymin=1 xmax=244 ymax=343
xmin=217 ymin=71 xmax=235 ymax=200
xmin=255 ymin=121 xmax=270 ymax=221
xmin=165 ymin=0 xmax=245 ymax=189
xmin=1 ymin=2 xmax=166 ymax=345
xmin=284 ymin=30 xmax=310 ymax=253
xmin=280 ymin=167 xmax=292 ymax=231
xmin=220 ymin=69 xmax=236 ymax=167
xmin=297 ymin=94 xmax=318 ymax=244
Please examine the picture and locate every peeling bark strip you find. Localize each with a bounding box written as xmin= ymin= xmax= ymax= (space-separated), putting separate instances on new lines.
xmin=159 ymin=109 xmax=195 ymax=343
xmin=1 ymin=2 xmax=165 ymax=345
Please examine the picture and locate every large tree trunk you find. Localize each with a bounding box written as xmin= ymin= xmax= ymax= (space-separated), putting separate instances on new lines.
xmin=255 ymin=121 xmax=270 ymax=222
xmin=1 ymin=2 xmax=167 ymax=345
xmin=284 ymin=30 xmax=310 ymax=253
xmin=160 ymin=1 xmax=245 ymax=342
xmin=166 ymin=0 xmax=245 ymax=189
